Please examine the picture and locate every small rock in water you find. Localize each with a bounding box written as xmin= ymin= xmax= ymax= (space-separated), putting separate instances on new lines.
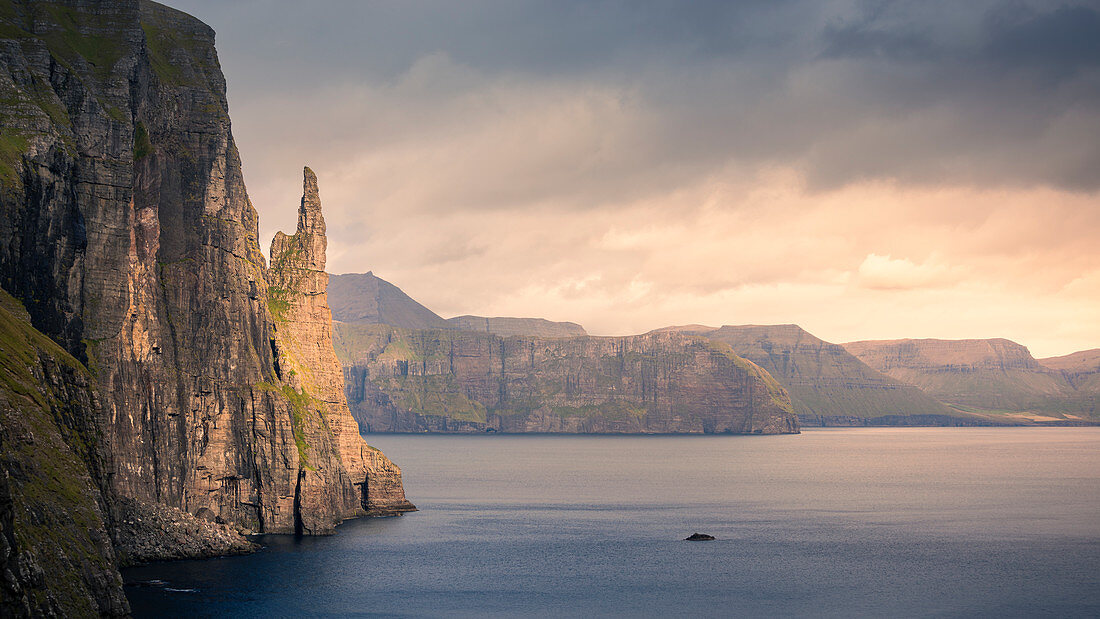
xmin=684 ymin=532 xmax=715 ymax=541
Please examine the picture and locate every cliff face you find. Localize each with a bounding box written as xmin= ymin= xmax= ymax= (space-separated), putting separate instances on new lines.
xmin=268 ymin=169 xmax=414 ymax=528
xmin=337 ymin=323 xmax=799 ymax=434
xmin=0 ymin=0 xmax=411 ymax=603
xmin=0 ymin=291 xmax=128 ymax=617
xmin=446 ymin=315 xmax=588 ymax=338
xmin=669 ymin=325 xmax=977 ymax=426
xmin=845 ymin=338 xmax=1093 ymax=420
xmin=1040 ymin=349 xmax=1100 ymax=391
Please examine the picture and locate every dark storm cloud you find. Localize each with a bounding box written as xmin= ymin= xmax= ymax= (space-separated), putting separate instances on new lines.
xmin=170 ymin=0 xmax=1100 ymax=191
xmin=986 ymin=4 xmax=1100 ymax=74
xmin=158 ymin=0 xmax=1100 ymax=356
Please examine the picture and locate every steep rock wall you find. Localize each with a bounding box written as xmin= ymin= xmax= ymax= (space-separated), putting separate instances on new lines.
xmin=0 ymin=290 xmax=128 ymax=617
xmin=671 ymin=325 xmax=978 ymax=426
xmin=844 ymin=338 xmax=1092 ymax=419
xmin=268 ymin=168 xmax=414 ymax=530
xmin=0 ymin=0 xmax=410 ymax=552
xmin=337 ymin=324 xmax=799 ymax=434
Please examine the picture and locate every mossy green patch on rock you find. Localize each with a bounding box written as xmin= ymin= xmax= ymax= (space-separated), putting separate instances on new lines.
xmin=705 ymin=338 xmax=794 ymax=413
xmin=255 ymin=381 xmax=316 ymax=469
xmin=0 ymin=288 xmax=127 ymax=615
xmin=133 ymin=120 xmax=152 ymax=160
xmin=138 ymin=7 xmax=217 ymax=89
xmin=0 ymin=129 xmax=28 ymax=195
xmin=377 ymin=374 xmax=487 ymax=423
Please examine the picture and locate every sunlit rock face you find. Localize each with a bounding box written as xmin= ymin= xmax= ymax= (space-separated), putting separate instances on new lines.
xmin=268 ymin=168 xmax=415 ymax=528
xmin=0 ymin=4 xmax=412 ymax=605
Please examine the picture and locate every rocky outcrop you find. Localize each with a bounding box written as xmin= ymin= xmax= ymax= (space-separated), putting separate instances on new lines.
xmin=446 ymin=315 xmax=588 ymax=338
xmin=664 ymin=325 xmax=978 ymax=426
xmin=328 ymin=272 xmax=450 ymax=329
xmin=845 ymin=338 xmax=1094 ymax=420
xmin=0 ymin=2 xmax=411 ymax=612
xmin=337 ymin=323 xmax=799 ymax=434
xmin=110 ymin=497 xmax=256 ymax=565
xmin=268 ymin=169 xmax=415 ymax=525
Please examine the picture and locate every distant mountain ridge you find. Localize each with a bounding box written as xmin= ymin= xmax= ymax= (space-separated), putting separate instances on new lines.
xmin=1040 ymin=349 xmax=1100 ymax=389
xmin=656 ymin=324 xmax=975 ymax=426
xmin=329 ymin=272 xmax=587 ymax=337
xmin=844 ymin=339 xmax=1096 ymax=421
xmin=330 ymin=273 xmax=1098 ymax=427
xmin=329 ymin=272 xmax=450 ymax=329
xmin=447 ymin=315 xmax=587 ymax=338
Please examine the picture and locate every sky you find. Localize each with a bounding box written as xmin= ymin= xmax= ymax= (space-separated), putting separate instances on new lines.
xmin=168 ymin=0 xmax=1100 ymax=357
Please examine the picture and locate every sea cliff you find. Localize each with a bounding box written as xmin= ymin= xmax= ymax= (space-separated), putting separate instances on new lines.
xmin=337 ymin=323 xmax=799 ymax=434
xmin=0 ymin=1 xmax=411 ymax=614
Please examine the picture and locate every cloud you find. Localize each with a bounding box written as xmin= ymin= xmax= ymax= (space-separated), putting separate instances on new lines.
xmin=164 ymin=0 xmax=1100 ymax=357
xmin=857 ymin=253 xmax=959 ymax=290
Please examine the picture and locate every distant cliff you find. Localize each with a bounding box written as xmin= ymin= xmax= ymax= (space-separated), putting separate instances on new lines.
xmin=0 ymin=1 xmax=410 ymax=613
xmin=845 ymin=339 xmax=1095 ymax=421
xmin=1038 ymin=349 xmax=1100 ymax=411
xmin=337 ymin=323 xmax=799 ymax=434
xmin=661 ymin=325 xmax=981 ymax=426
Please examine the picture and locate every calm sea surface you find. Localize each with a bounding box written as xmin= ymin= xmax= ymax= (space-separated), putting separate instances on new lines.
xmin=124 ymin=428 xmax=1100 ymax=617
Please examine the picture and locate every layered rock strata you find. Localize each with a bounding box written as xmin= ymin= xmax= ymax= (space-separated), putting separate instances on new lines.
xmin=845 ymin=338 xmax=1094 ymax=420
xmin=337 ymin=323 xmax=799 ymax=434
xmin=0 ymin=1 xmax=412 ymax=613
xmin=268 ymin=168 xmax=414 ymax=525
xmin=660 ymin=325 xmax=982 ymax=426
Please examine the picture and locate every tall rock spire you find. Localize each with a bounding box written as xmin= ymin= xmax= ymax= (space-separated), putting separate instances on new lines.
xmin=268 ymin=167 xmax=415 ymax=532
xmin=295 ymin=166 xmax=327 ymax=271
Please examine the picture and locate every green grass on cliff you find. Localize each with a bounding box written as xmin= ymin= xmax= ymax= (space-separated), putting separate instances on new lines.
xmin=552 ymin=400 xmax=649 ymax=421
xmin=0 ymin=129 xmax=27 ymax=196
xmin=267 ymin=241 xmax=307 ymax=323
xmin=139 ymin=13 xmax=216 ymax=88
xmin=0 ymin=290 xmax=86 ymax=401
xmin=254 ymin=381 xmax=316 ymax=469
xmin=266 ymin=286 xmax=291 ymax=322
xmin=133 ymin=121 xmax=152 ymax=161
xmin=0 ymin=2 xmax=126 ymax=83
xmin=378 ymin=375 xmax=487 ymax=423
xmin=705 ymin=338 xmax=795 ymax=413
xmin=0 ymin=288 xmax=118 ymax=614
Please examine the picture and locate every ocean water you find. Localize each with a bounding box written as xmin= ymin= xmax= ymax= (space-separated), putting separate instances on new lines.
xmin=124 ymin=428 xmax=1100 ymax=617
